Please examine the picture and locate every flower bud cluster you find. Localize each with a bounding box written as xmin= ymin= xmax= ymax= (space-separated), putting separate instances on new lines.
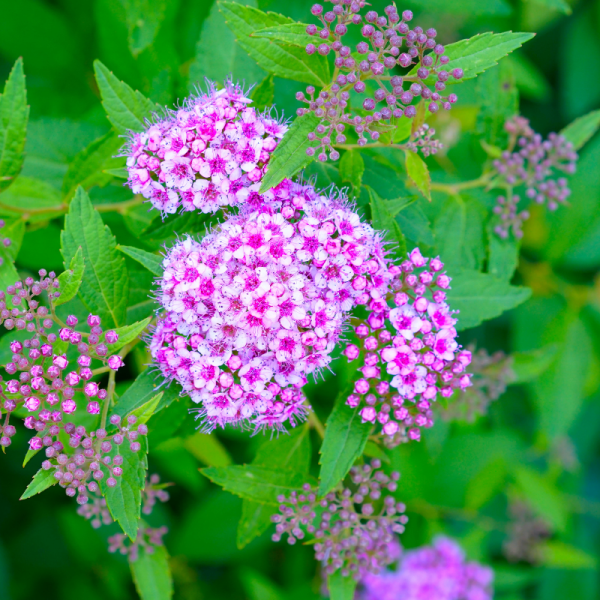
xmin=342 ymin=248 xmax=471 ymax=443
xmin=272 ymin=459 xmax=406 ymax=578
xmin=404 ymin=123 xmax=443 ymax=157
xmin=361 ymin=536 xmax=494 ymax=600
xmin=124 ymin=80 xmax=288 ymax=216
xmin=150 ymin=179 xmax=390 ymax=432
xmin=109 ymin=525 xmax=169 ymax=562
xmin=298 ymin=2 xmax=462 ymax=160
xmin=492 ymin=116 xmax=578 ymax=238
xmin=440 ymin=347 xmax=513 ymax=422
xmin=0 ymin=274 xmax=125 ymax=450
xmin=142 ymin=473 xmax=171 ymax=515
xmin=41 ymin=414 xmax=148 ymax=505
xmin=0 ymin=219 xmax=12 ymax=267
xmin=503 ymin=501 xmax=551 ymax=564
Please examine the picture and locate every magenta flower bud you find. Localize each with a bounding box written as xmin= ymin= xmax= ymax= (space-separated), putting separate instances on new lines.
xmin=130 ymin=442 xmax=141 ymax=453
xmin=354 ymin=379 xmax=370 ymax=395
xmin=46 ymin=392 xmax=59 ymax=406
xmin=87 ymin=315 xmax=101 ymax=327
xmin=53 ymin=355 xmax=69 ymax=370
xmin=65 ymin=371 xmax=80 ymax=386
xmin=61 ymin=399 xmax=77 ymax=415
xmin=137 ymin=424 xmax=148 ymax=436
xmin=107 ymin=355 xmax=124 ymax=370
xmin=107 ymin=477 xmax=117 ymax=487
xmin=9 ymin=340 xmax=22 ymax=353
xmin=359 ymin=406 xmax=377 ymax=423
xmin=96 ymin=344 xmax=107 ymax=357
xmin=109 ymin=414 xmax=121 ymax=426
xmin=24 ymin=416 xmax=35 ymax=429
xmin=451 ymin=68 xmax=463 ymax=79
xmin=29 ymin=436 xmax=43 ymax=450
xmin=104 ymin=330 xmax=119 ymax=344
xmin=306 ymin=43 xmax=316 ymax=55
xmin=311 ymin=3 xmax=323 ymax=15
xmin=343 ymin=344 xmax=360 ymax=361
xmin=59 ymin=328 xmax=72 ymax=342
xmin=87 ymin=401 xmax=101 ymax=415
xmin=24 ymin=396 xmax=41 ymax=412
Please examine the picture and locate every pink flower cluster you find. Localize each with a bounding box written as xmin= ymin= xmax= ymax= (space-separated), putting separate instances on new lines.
xmin=342 ymin=248 xmax=471 ymax=443
xmin=361 ymin=536 xmax=494 ymax=600
xmin=150 ymin=179 xmax=390 ymax=432
xmin=124 ymin=80 xmax=287 ymax=215
xmin=0 ymin=274 xmax=126 ymax=450
xmin=272 ymin=459 xmax=406 ymax=578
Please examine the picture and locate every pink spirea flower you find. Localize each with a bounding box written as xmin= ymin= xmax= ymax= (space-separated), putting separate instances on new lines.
xmin=343 ymin=248 xmax=471 ymax=443
xmin=361 ymin=536 xmax=494 ymax=600
xmin=124 ymin=80 xmax=288 ymax=215
xmin=150 ymin=179 xmax=390 ymax=432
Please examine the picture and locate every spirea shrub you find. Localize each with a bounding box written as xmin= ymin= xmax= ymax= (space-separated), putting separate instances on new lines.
xmin=1 ymin=0 xmax=596 ymax=599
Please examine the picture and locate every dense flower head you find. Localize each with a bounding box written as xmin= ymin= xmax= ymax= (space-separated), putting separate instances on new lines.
xmin=342 ymin=248 xmax=471 ymax=443
xmin=298 ymin=2 xmax=461 ymax=160
xmin=272 ymin=459 xmax=406 ymax=578
xmin=150 ymin=178 xmax=390 ymax=432
xmin=0 ymin=273 xmax=126 ymax=451
xmin=124 ymin=79 xmax=288 ymax=215
xmin=492 ymin=116 xmax=578 ymax=238
xmin=361 ymin=536 xmax=494 ymax=600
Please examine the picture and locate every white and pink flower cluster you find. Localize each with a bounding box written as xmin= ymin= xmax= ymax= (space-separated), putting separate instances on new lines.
xmin=342 ymin=248 xmax=472 ymax=443
xmin=124 ymin=80 xmax=288 ymax=215
xmin=150 ymin=179 xmax=390 ymax=432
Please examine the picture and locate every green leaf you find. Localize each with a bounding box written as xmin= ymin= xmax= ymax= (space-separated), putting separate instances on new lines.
xmin=250 ymin=74 xmax=275 ymax=112
xmin=252 ymin=22 xmax=313 ymax=47
xmin=339 ymin=150 xmax=364 ymax=192
xmin=327 ymin=571 xmax=357 ymax=600
xmin=54 ymin=247 xmax=85 ymax=307
xmin=128 ymin=392 xmax=163 ymax=425
xmin=318 ymin=391 xmax=372 ymax=497
xmin=0 ymin=58 xmax=29 ymax=193
xmin=122 ymin=0 xmax=168 ymax=57
xmin=259 ymin=112 xmax=320 ymax=193
xmin=143 ymin=211 xmax=213 ymax=249
xmin=560 ymin=109 xmax=600 ymax=151
xmin=0 ymin=218 xmax=25 ymax=264
xmin=476 ymin=61 xmax=518 ymax=149
xmin=219 ymin=2 xmax=330 ymax=86
xmin=118 ymin=245 xmax=162 ymax=276
xmin=434 ymin=195 xmax=485 ymax=271
xmin=396 ymin=204 xmax=434 ymax=247
xmin=418 ymin=32 xmax=535 ymax=84
xmin=61 ymin=187 xmax=129 ymax=328
xmin=237 ymin=426 xmax=311 ymax=549
xmin=487 ymin=221 xmax=520 ymax=281
xmin=100 ymin=437 xmax=148 ymax=540
xmin=368 ymin=187 xmax=407 ymax=259
xmin=20 ymin=468 xmax=57 ymax=500
xmin=240 ymin=569 xmax=285 ymax=600
xmin=104 ymin=167 xmax=128 ymax=179
xmin=511 ymin=345 xmax=559 ymax=384
xmin=406 ymin=0 xmax=511 ymax=15
xmin=97 ymin=317 xmax=152 ymax=356
xmin=113 ymin=369 xmax=181 ymax=419
xmin=189 ymin=0 xmax=265 ymax=88
xmin=404 ymin=150 xmax=431 ymax=201
xmin=201 ymin=465 xmax=307 ymax=505
xmin=0 ymin=176 xmax=63 ymax=220
xmin=185 ymin=432 xmax=233 ymax=467
xmin=465 ymin=458 xmax=506 ymax=509
xmin=93 ymin=60 xmax=158 ymax=134
xmin=537 ymin=541 xmax=597 ymax=569
xmin=513 ymin=466 xmax=568 ymax=531
xmin=61 ymin=132 xmax=124 ymax=200
xmin=130 ymin=543 xmax=173 ymax=600
xmin=446 ymin=270 xmax=531 ymax=330
xmin=22 ymin=447 xmax=41 ymax=468
xmin=526 ymin=0 xmax=571 ymax=16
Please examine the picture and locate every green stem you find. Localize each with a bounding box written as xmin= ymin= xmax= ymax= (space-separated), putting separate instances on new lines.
xmin=429 ymin=174 xmax=492 ymax=195
xmin=308 ymin=410 xmax=326 ymax=440
xmin=100 ymin=369 xmax=116 ymax=431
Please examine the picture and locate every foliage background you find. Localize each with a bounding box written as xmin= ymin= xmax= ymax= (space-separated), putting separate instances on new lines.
xmin=1 ymin=0 xmax=600 ymax=599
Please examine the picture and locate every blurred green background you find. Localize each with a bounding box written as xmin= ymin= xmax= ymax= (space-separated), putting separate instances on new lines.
xmin=1 ymin=0 xmax=600 ymax=599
